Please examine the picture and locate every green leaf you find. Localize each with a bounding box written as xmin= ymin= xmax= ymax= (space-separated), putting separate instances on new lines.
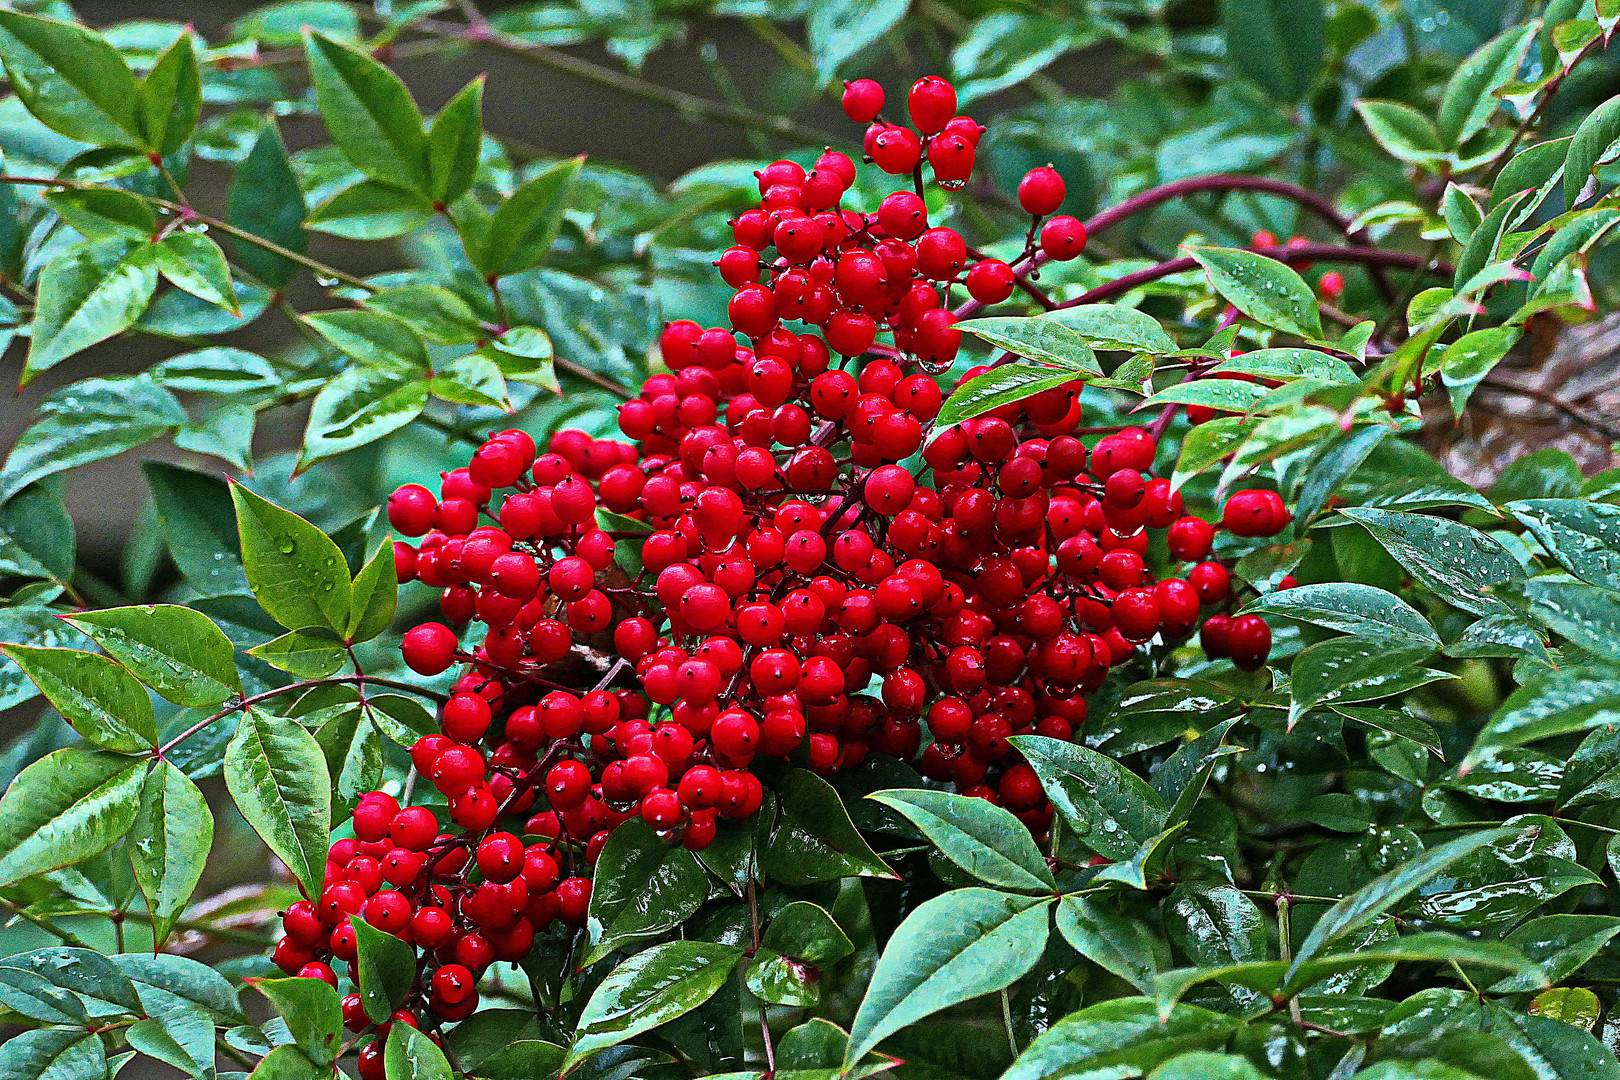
xmin=113 ymin=952 xmax=248 ymax=1024
xmin=0 ymin=10 xmax=142 ymax=145
xmin=0 ymin=645 xmax=158 ymax=752
xmin=1489 ymin=915 xmax=1620 ymax=992
xmin=1287 ymin=827 xmax=1513 ymax=979
xmin=0 ymin=1027 xmax=107 ymax=1080
xmin=428 ymin=76 xmax=485 ymax=205
xmin=844 ymin=889 xmax=1052 ymax=1068
xmin=0 ymin=376 xmax=185 ymax=503
xmin=869 ymin=789 xmax=1055 ymax=892
xmin=306 ymin=179 xmax=434 ymax=240
xmin=143 ymin=462 xmax=248 ymax=596
xmin=346 ymin=541 xmax=398 ymax=645
xmin=481 ymin=157 xmax=584 ymax=277
xmin=155 ymin=233 xmax=240 ymax=314
xmin=44 ymin=188 xmax=156 ymax=241
xmin=24 ymin=238 xmax=159 ymax=383
xmin=0 ymin=747 xmax=144 ymax=887
xmin=248 ymin=628 xmax=348 ymax=678
xmin=1337 ymin=507 xmax=1523 ymax=617
xmin=305 ymin=31 xmax=428 ymax=192
xmin=305 ymin=309 xmax=429 ymax=368
xmin=226 ymin=121 xmax=307 ymax=290
xmin=128 ymin=1016 xmax=205 ymax=1076
xmin=1092 ymin=823 xmax=1187 ymax=890
xmin=1441 ymin=326 xmax=1519 ymax=416
xmin=251 ymin=977 xmax=341 ymax=1067
xmin=1009 ymin=734 xmax=1167 ymax=861
xmin=584 ymin=818 xmax=707 ymax=961
xmin=807 ymin=0 xmax=909 ymax=85
xmin=1156 ymin=718 xmax=1243 ymax=825
xmin=130 ymin=761 xmax=213 ymax=947
xmin=66 ymin=604 xmax=240 ymax=707
xmin=1218 ymin=0 xmax=1325 ymax=101
xmin=1184 ymin=246 xmax=1323 ymax=339
xmin=0 ymin=484 xmax=75 ymax=584
xmin=1441 ymin=183 xmax=1483 ymax=244
xmin=1165 ymin=884 xmax=1267 ymax=972
xmin=1142 ymin=378 xmax=1268 ymax=414
xmin=385 ymin=1023 xmax=452 ymax=1080
xmin=1438 ymin=21 xmax=1540 ymax=147
xmin=1150 ymin=1054 xmax=1267 ymax=1080
xmin=365 ymin=285 xmax=481 ymax=346
xmin=365 ymin=694 xmax=439 ymax=748
xmin=762 ymin=901 xmax=854 ymax=966
xmin=0 ymin=966 xmax=89 ymax=1025
xmin=248 ymin=1045 xmax=323 ymax=1080
xmin=1508 ymin=498 xmax=1620 ymax=589
xmin=8 ymin=946 xmax=142 ymax=1013
xmin=1292 ymin=425 xmax=1392 ymax=527
xmin=960 ymin=317 xmax=1102 ymax=373
xmin=224 ymin=709 xmax=332 ymax=898
xmin=1002 ymin=998 xmax=1239 ymax=1080
xmin=1493 ymin=137 xmax=1571 ymax=209
xmin=1564 ymin=93 xmax=1620 ymax=208
xmin=150 ymin=346 xmax=279 ymax=396
xmin=230 ymin=483 xmax=353 ymax=634
xmin=1214 ymin=348 xmax=1356 ymax=383
xmin=1055 ymin=895 xmax=1164 ymax=993
xmin=1454 ymin=193 xmax=1533 ymax=292
xmin=1289 ymin=636 xmax=1442 ymax=721
xmin=934 ymin=364 xmax=1086 ymax=432
xmin=1525 ymin=577 xmax=1620 ymax=665
xmin=1529 ymin=986 xmax=1602 ymax=1031
xmin=298 ymin=364 xmax=431 ymax=472
xmin=760 ymin=769 xmax=896 ymax=885
xmin=564 ymin=941 xmax=743 ymax=1072
xmin=311 ymin=701 xmax=383 ymax=815
xmin=139 ymin=27 xmax=201 ymax=156
xmin=951 ymin=13 xmax=1083 ymax=105
xmin=1466 ymin=665 xmax=1620 ymax=765
xmin=1172 ymin=415 xmax=1252 ymax=490
xmin=351 ymin=915 xmax=415 ymax=1023
xmin=1355 ymin=100 xmax=1447 ymax=166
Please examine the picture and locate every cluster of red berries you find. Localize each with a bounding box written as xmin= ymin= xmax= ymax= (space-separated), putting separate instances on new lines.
xmin=273 ymin=75 xmax=1289 ymax=1044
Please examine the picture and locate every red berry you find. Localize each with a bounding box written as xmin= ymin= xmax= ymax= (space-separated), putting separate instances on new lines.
xmin=402 ymin=623 xmax=457 ymax=675
xmin=907 ymin=76 xmax=957 ymax=134
xmin=842 ymin=79 xmax=885 ymax=123
xmin=1018 ymin=166 xmax=1066 ymax=216
xmin=1039 ymin=216 xmax=1088 ymax=260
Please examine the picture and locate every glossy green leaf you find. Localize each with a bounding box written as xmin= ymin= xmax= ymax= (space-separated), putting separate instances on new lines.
xmin=1465 ymin=665 xmax=1620 ymax=765
xmin=584 ymin=818 xmax=708 ymax=961
xmin=844 ymin=889 xmax=1052 ymax=1067
xmin=251 ymin=976 xmax=342 ymax=1067
xmin=0 ymin=645 xmax=157 ymax=751
xmin=139 ymin=27 xmax=201 ymax=156
xmin=114 ymin=952 xmax=247 ymax=1024
xmin=351 ymin=915 xmax=415 ymax=1023
xmin=1003 ymin=998 xmax=1240 ymax=1080
xmin=0 ymin=377 xmax=184 ymax=504
xmin=1185 ymin=246 xmax=1323 ymax=339
xmin=0 ymin=10 xmax=141 ymax=145
xmin=305 ymin=31 xmax=427 ymax=192
xmin=1526 ymin=577 xmax=1620 ymax=665
xmin=365 ymin=284 xmax=482 ymax=346
xmin=1288 ymin=828 xmax=1512 ymax=977
xmin=44 ymin=187 xmax=155 ymax=241
xmin=66 ymin=604 xmax=240 ymax=707
xmin=1172 ymin=415 xmax=1252 ymax=490
xmin=1042 ymin=303 xmax=1177 ymax=353
xmin=481 ymin=157 xmax=584 ymax=277
xmin=1509 ymin=498 xmax=1620 ymax=589
xmin=0 ymin=966 xmax=88 ymax=1025
xmin=807 ymin=0 xmax=909 ymax=84
xmin=564 ymin=941 xmax=743 ymax=1072
xmin=231 ymin=483 xmax=353 ymax=634
xmin=1155 ymin=718 xmax=1243 ymax=825
xmin=305 ymin=179 xmax=432 ymax=239
xmin=347 ymin=541 xmax=398 ymax=644
xmin=0 ymin=1027 xmax=108 ymax=1080
xmin=1489 ymin=915 xmax=1620 ymax=992
xmin=298 ymin=363 xmax=431 ymax=471
xmin=1564 ymin=92 xmax=1620 ymax=207
xmin=384 ymin=1023 xmax=452 ymax=1080
xmin=760 ymin=769 xmax=895 ymax=885
xmin=1166 ymin=884 xmax=1268 ymax=970
xmin=1438 ymin=21 xmax=1539 ymax=146
xmin=1150 ymin=1054 xmax=1267 ymax=1080
xmin=0 ymin=747 xmax=144 ymax=887
xmin=1055 ymin=895 xmax=1164 ymax=993
xmin=1356 ymin=100 xmax=1447 ymax=166
xmin=1288 ymin=636 xmax=1444 ymax=723
xmin=224 ymin=709 xmax=332 ymax=898
xmin=960 ymin=317 xmax=1101 ymax=373
xmin=869 ymin=788 xmax=1054 ymax=892
xmin=1338 ymin=507 xmax=1523 ymax=616
xmin=934 ymin=363 xmax=1086 ymax=432
xmin=130 ymin=761 xmax=212 ymax=947
xmin=1293 ymin=425 xmax=1392 ymax=527
xmin=24 ymin=238 xmax=159 ymax=384
xmin=1440 ymin=326 xmax=1519 ymax=416
xmin=1009 ymin=735 xmax=1167 ymax=861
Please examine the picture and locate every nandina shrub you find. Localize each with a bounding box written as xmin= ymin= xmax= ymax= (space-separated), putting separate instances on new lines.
xmin=1 ymin=3 xmax=1619 ymax=1079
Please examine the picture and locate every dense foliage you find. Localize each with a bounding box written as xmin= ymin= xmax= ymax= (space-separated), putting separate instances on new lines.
xmin=2 ymin=1 xmax=1620 ymax=1079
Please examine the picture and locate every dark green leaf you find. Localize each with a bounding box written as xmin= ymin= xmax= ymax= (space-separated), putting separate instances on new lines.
xmin=760 ymin=769 xmax=895 ymax=885
xmin=1338 ymin=507 xmax=1523 ymax=616
xmin=1526 ymin=577 xmax=1620 ymax=665
xmin=584 ymin=818 xmax=708 ymax=960
xmin=139 ymin=28 xmax=201 ymax=156
xmin=960 ymin=317 xmax=1101 ymax=373
xmin=0 ymin=1027 xmax=107 ymax=1080
xmin=481 ymin=157 xmax=584 ymax=277
xmin=1564 ymin=92 xmax=1620 ymax=207
xmin=155 ymin=233 xmax=240 ymax=314
xmin=0 ymin=965 xmax=88 ymax=1025
xmin=346 ymin=541 xmax=397 ymax=644
xmin=226 ymin=122 xmax=307 ymax=290
xmin=351 ymin=915 xmax=415 ymax=1023
xmin=1054 ymin=895 xmax=1164 ymax=993
xmin=1218 ymin=0 xmax=1325 ymax=100
xmin=306 ymin=179 xmax=434 ymax=240
xmin=934 ymin=364 xmax=1085 ymax=432
xmin=44 ymin=188 xmax=156 ymax=241
xmin=1009 ymin=735 xmax=1167 ymax=861
xmin=1002 ymin=999 xmax=1239 ymax=1080
xmin=8 ymin=946 xmax=142 ymax=1013
xmin=299 ymin=364 xmax=430 ymax=472
xmin=144 ymin=462 xmax=247 ymax=596
xmin=564 ymin=941 xmax=743 ymax=1072
xmin=1509 ymin=498 xmax=1620 ymax=589
xmin=427 ymin=76 xmax=484 ymax=205
xmin=1166 ymin=884 xmax=1267 ymax=971
xmin=844 ymin=889 xmax=1052 ymax=1067
xmin=1466 ymin=665 xmax=1620 ymax=765
xmin=1489 ymin=915 xmax=1620 ymax=992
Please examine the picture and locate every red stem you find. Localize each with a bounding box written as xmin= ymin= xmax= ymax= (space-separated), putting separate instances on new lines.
xmin=955 ymin=173 xmax=1404 ymax=321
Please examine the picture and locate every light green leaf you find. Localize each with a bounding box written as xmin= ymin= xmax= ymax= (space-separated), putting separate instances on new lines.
xmin=428 ymin=76 xmax=485 ymax=205
xmin=0 ymin=10 xmax=142 ymax=145
xmin=1356 ymin=100 xmax=1447 ymax=166
xmin=960 ymin=317 xmax=1101 ymax=373
xmin=807 ymin=0 xmax=910 ymax=84
xmin=139 ymin=27 xmax=201 ymax=156
xmin=1564 ymin=92 xmax=1620 ymax=207
xmin=0 ymin=748 xmax=144 ymax=887
xmin=305 ymin=31 xmax=428 ymax=192
xmin=44 ymin=188 xmax=156 ymax=241
xmin=1509 ymin=498 xmax=1620 ymax=590
xmin=130 ymin=761 xmax=213 ymax=948
xmin=66 ymin=604 xmax=240 ymax=707
xmin=869 ymin=789 xmax=1055 ymax=892
xmin=24 ymin=238 xmax=159 ymax=384
xmin=1055 ymin=895 xmax=1164 ymax=993
xmin=0 ymin=645 xmax=158 ymax=752
xmin=1241 ymin=582 xmax=1437 ymax=644
xmin=1184 ymin=246 xmax=1323 ymax=339
xmin=224 ymin=709 xmax=332 ymax=898
xmin=352 ymin=916 xmax=416 ymax=1023
xmin=230 ymin=483 xmax=353 ymax=634
xmin=248 ymin=628 xmax=348 ymax=678
xmin=564 ymin=941 xmax=743 ymax=1072
xmin=155 ymin=232 xmax=240 ymax=314
xmin=1338 ymin=507 xmax=1523 ymax=616
xmin=1438 ymin=21 xmax=1539 ymax=146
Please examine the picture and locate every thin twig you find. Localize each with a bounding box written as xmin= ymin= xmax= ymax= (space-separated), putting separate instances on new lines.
xmin=0 ymin=896 xmax=92 ymax=948
xmin=156 ymin=675 xmax=449 ymax=757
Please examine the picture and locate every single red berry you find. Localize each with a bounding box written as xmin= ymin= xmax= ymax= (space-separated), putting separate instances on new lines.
xmin=842 ymin=79 xmax=885 ymax=123
xmin=1018 ymin=166 xmax=1066 ymax=216
xmin=1039 ymin=215 xmax=1088 ymax=260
